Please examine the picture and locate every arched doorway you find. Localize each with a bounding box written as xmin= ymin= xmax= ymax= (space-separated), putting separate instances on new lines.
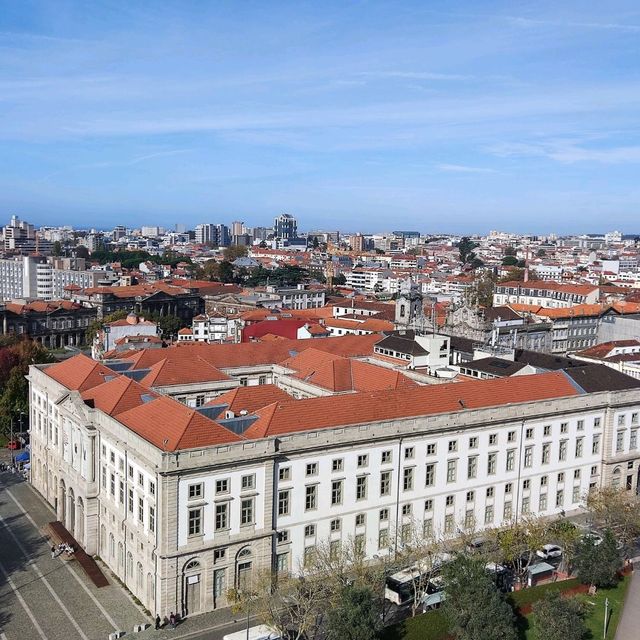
xmin=235 ymin=547 xmax=253 ymax=592
xmin=59 ymin=479 xmax=66 ymax=523
xmin=182 ymin=558 xmax=202 ymax=616
xmin=612 ymin=466 xmax=622 ymax=488
xmin=67 ymin=487 xmax=76 ymax=535
xmin=76 ymin=497 xmax=85 ymax=546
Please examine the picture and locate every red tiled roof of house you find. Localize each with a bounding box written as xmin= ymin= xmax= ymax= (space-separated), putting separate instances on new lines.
xmin=243 ymin=371 xmax=581 ymax=439
xmin=117 ymin=396 xmax=241 ymax=451
xmin=45 ymin=354 xmax=115 ymax=392
xmin=206 ymin=384 xmax=294 ymax=414
xmin=81 ymin=376 xmax=159 ymax=416
xmin=6 ymin=300 xmax=82 ymax=314
xmin=575 ymin=340 xmax=640 ymax=360
xmin=498 ymin=280 xmax=598 ymax=295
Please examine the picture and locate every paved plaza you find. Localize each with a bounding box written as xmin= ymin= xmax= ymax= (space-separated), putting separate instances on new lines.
xmin=0 ymin=468 xmax=261 ymax=640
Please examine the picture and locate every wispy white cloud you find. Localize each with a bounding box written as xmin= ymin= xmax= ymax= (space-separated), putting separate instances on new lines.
xmin=357 ymin=70 xmax=473 ymax=81
xmin=436 ymin=163 xmax=496 ymax=173
xmin=491 ymin=140 xmax=640 ymax=164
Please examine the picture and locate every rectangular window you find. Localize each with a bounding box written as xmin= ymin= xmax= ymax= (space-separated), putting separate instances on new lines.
xmin=188 ymin=508 xmax=202 ymax=536
xmin=277 ymin=530 xmax=289 ymax=544
xmin=356 ymin=476 xmax=367 ymax=500
xmin=446 ymin=460 xmax=457 ymax=483
xmin=402 ymin=503 xmax=412 ymax=517
xmin=541 ymin=443 xmax=550 ymax=465
xmin=276 ymin=553 xmax=288 ymax=574
xmin=469 ymin=436 xmax=478 ymax=449
xmin=543 ymin=425 xmax=551 ymax=436
xmin=489 ymin=433 xmax=497 ymax=445
xmin=380 ymin=470 xmax=391 ymax=496
xmin=149 ymin=481 xmax=155 ymax=496
xmin=110 ymin=473 xmax=115 ymax=496
xmin=403 ymin=467 xmax=414 ymax=491
xmin=425 ymin=463 xmax=436 ymax=487
xmin=303 ymin=546 xmax=316 ymax=567
xmin=486 ymin=486 xmax=494 ymax=498
xmin=444 ymin=514 xmax=454 ymax=534
xmin=558 ymin=472 xmax=565 ymax=483
xmin=445 ymin=495 xmax=454 ymax=507
xmin=465 ymin=510 xmax=475 ymax=529
xmin=556 ymin=490 xmax=564 ymax=508
xmin=507 ymin=430 xmax=516 ymax=442
xmin=278 ymin=489 xmax=290 ymax=516
xmin=138 ymin=497 xmax=144 ymax=523
xmin=331 ymin=480 xmax=343 ymax=505
xmin=305 ymin=485 xmax=318 ymax=510
xmin=616 ymin=431 xmax=625 ymax=453
xmin=525 ymin=427 xmax=534 ymax=439
xmin=560 ymin=422 xmax=568 ymax=434
xmin=215 ymin=479 xmax=229 ymax=494
xmin=378 ymin=529 xmax=389 ymax=549
xmin=631 ymin=430 xmax=638 ymax=450
xmin=594 ymin=417 xmax=601 ymax=428
xmin=424 ymin=499 xmax=433 ymax=512
xmin=466 ymin=490 xmax=474 ymax=502
xmin=423 ymin=519 xmax=433 ymax=537
xmin=484 ymin=505 xmax=494 ymax=525
xmin=448 ymin=440 xmax=457 ymax=453
xmin=215 ymin=503 xmax=228 ymax=530
xmin=306 ymin=463 xmax=318 ymax=476
xmin=128 ymin=464 xmax=133 ymax=479
xmin=355 ymin=513 xmax=366 ymax=527
xmin=404 ymin=446 xmax=415 ymax=460
xmin=188 ymin=483 xmax=203 ymax=500
xmin=119 ymin=481 xmax=124 ymax=505
xmin=575 ymin=437 xmax=584 ymax=458
xmin=572 ymin=486 xmax=580 ymax=503
xmin=503 ymin=501 xmax=512 ymax=520
xmin=539 ymin=493 xmax=548 ymax=511
xmin=426 ymin=443 xmax=436 ymax=456
xmin=128 ymin=489 xmax=134 ymax=513
xmin=618 ymin=414 xmax=626 ymax=426
xmin=467 ymin=456 xmax=478 ymax=479
xmin=330 ymin=518 xmax=341 ymax=532
xmin=524 ymin=446 xmax=533 ymax=468
xmin=506 ymin=449 xmax=515 ymax=472
xmin=138 ymin=472 xmax=144 ymax=487
xmin=381 ymin=450 xmax=392 ymax=464
xmin=592 ymin=434 xmax=601 ymax=455
xmin=521 ymin=497 xmax=530 ymax=514
xmin=591 ymin=465 xmax=598 ymax=476
xmin=241 ymin=498 xmax=254 ymax=525
xmin=332 ymin=458 xmax=344 ymax=472
xmin=559 ymin=440 xmax=568 ymax=462
xmin=487 ymin=453 xmax=496 ymax=475
xmin=304 ymin=524 xmax=316 ymax=537
xmin=379 ymin=508 xmax=389 ymax=521
xmin=505 ymin=482 xmax=512 ymax=494
xmin=241 ymin=474 xmax=255 ymax=491
xmin=149 ymin=506 xmax=155 ymax=533
xmin=279 ymin=467 xmax=291 ymax=481
xmin=577 ymin=419 xmax=584 ymax=431
xmin=357 ymin=454 xmax=368 ymax=468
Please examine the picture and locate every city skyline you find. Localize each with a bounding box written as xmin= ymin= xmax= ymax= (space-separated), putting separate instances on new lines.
xmin=2 ymin=1 xmax=640 ymax=232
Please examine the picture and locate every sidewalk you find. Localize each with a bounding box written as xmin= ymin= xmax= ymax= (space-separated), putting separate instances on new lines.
xmin=615 ymin=563 xmax=639 ymax=639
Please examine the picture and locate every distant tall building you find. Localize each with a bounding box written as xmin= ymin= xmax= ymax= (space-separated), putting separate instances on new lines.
xmin=195 ymin=223 xmax=215 ymax=245
xmin=216 ymin=224 xmax=231 ymax=247
xmin=112 ymin=225 xmax=127 ymax=241
xmin=3 ymin=215 xmax=35 ymax=251
xmin=231 ymin=221 xmax=245 ymax=237
xmin=349 ymin=233 xmax=365 ymax=252
xmin=175 ymin=223 xmax=187 ymax=233
xmin=274 ymin=213 xmax=297 ymax=239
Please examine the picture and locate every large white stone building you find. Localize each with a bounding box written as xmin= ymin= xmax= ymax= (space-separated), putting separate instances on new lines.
xmin=27 ymin=337 xmax=640 ymax=619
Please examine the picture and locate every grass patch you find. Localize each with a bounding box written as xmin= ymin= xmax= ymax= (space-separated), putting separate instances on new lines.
xmin=381 ymin=610 xmax=449 ymax=640
xmin=522 ymin=576 xmax=630 ymax=639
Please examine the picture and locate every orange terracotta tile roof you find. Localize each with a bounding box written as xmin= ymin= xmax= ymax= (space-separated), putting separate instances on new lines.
xmin=243 ymin=371 xmax=581 ymax=439
xmin=45 ymin=354 xmax=116 ymax=392
xmin=498 ymin=280 xmax=598 ymax=295
xmin=139 ymin=355 xmax=232 ymax=387
xmin=120 ymin=334 xmax=380 ymax=372
xmin=6 ymin=300 xmax=82 ymax=314
xmin=575 ymin=340 xmax=640 ymax=359
xmin=536 ymin=303 xmax=605 ymax=319
xmin=206 ymin=384 xmax=294 ymax=414
xmin=81 ymin=376 xmax=159 ymax=416
xmin=117 ymin=396 xmax=241 ymax=451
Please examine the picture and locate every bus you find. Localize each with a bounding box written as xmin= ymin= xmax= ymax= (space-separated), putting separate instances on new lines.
xmin=384 ymin=554 xmax=451 ymax=606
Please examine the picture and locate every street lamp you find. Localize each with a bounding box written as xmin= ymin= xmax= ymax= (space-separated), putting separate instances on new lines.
xmin=103 ymin=324 xmax=111 ymax=354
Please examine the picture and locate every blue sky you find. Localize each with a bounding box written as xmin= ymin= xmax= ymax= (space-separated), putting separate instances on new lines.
xmin=2 ymin=1 xmax=640 ymax=234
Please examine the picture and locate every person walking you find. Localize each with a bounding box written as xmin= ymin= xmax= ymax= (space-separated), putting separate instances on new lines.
xmin=51 ymin=546 xmax=56 ymax=559
xmin=155 ymin=614 xmax=161 ymax=630
xmin=169 ymin=612 xmax=176 ymax=629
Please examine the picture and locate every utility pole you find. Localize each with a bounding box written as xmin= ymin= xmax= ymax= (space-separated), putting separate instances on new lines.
xmin=603 ymin=597 xmax=609 ymax=639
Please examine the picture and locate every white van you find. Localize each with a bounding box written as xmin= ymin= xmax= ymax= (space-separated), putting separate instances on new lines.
xmin=223 ymin=624 xmax=281 ymax=640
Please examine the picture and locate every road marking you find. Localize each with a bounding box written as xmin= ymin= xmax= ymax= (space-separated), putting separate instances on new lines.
xmin=5 ymin=488 xmax=119 ymax=631
xmin=0 ymin=559 xmax=47 ymax=640
xmin=0 ymin=515 xmax=89 ymax=640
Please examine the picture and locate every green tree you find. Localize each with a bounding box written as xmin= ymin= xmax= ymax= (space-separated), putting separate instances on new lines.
xmin=458 ymin=237 xmax=478 ymax=264
xmin=532 ymin=591 xmax=586 ymax=640
xmin=574 ymin=529 xmax=621 ymax=588
xmin=74 ymin=245 xmax=90 ymax=259
xmin=442 ymin=555 xmax=517 ymax=640
xmin=333 ymin=272 xmax=347 ymax=286
xmin=536 ymin=248 xmax=547 ymax=257
xmin=504 ymin=246 xmax=517 ymax=257
xmin=502 ymin=256 xmax=519 ymax=266
xmin=326 ymin=585 xmax=381 ymax=640
xmin=148 ymin=313 xmax=187 ymax=338
xmin=223 ymin=244 xmax=249 ymax=262
xmin=548 ymin=519 xmax=580 ymax=575
xmin=218 ymin=261 xmax=236 ymax=283
xmin=52 ymin=240 xmax=62 ymax=256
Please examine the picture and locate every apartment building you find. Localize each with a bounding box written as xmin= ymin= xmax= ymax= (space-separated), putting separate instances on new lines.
xmin=28 ymin=344 xmax=640 ymax=619
xmin=493 ymin=281 xmax=599 ymax=309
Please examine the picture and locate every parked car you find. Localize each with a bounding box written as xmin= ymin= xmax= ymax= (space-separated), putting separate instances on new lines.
xmin=580 ymin=532 xmax=603 ymax=546
xmin=536 ymin=544 xmax=563 ymax=560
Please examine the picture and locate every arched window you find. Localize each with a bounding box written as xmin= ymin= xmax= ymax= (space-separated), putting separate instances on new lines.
xmin=612 ymin=466 xmax=622 ymax=488
xmin=400 ymin=304 xmax=406 ymax=317
xmin=185 ymin=559 xmax=201 ymax=571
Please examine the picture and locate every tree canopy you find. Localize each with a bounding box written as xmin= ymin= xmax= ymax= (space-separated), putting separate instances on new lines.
xmin=442 ymin=555 xmax=517 ymax=640
xmin=326 ymin=585 xmax=381 ymax=640
xmin=532 ymin=591 xmax=586 ymax=640
xmin=574 ymin=528 xmax=621 ymax=588
xmin=458 ymin=237 xmax=479 ymax=264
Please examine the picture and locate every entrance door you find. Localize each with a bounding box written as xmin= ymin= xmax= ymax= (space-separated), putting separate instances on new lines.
xmin=185 ymin=574 xmax=201 ymax=614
